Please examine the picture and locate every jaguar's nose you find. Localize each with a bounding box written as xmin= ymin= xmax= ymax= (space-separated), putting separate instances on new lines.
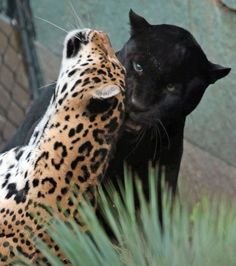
xmin=95 ymin=31 xmax=117 ymax=60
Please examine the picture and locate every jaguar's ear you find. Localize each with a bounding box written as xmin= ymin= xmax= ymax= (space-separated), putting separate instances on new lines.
xmin=91 ymin=85 xmax=121 ymax=99
xmin=207 ymin=62 xmax=231 ymax=84
xmin=129 ymin=9 xmax=151 ymax=35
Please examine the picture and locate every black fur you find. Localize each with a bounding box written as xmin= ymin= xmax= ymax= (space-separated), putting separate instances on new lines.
xmin=2 ymin=85 xmax=54 ymax=151
xmin=105 ymin=10 xmax=230 ymax=196
xmin=2 ymin=10 xmax=230 ymax=226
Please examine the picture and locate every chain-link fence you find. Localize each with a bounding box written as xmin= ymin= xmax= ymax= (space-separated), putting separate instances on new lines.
xmin=0 ymin=0 xmax=43 ymax=149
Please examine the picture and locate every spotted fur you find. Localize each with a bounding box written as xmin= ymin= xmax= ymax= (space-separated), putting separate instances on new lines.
xmin=0 ymin=29 xmax=125 ymax=265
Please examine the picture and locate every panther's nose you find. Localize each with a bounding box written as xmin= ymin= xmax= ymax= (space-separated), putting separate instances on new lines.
xmin=129 ymin=95 xmax=147 ymax=112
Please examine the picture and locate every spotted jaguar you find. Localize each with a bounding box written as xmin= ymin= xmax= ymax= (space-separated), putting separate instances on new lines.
xmin=0 ymin=28 xmax=125 ymax=265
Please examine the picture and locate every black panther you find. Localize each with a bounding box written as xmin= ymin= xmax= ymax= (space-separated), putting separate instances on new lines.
xmin=2 ymin=10 xmax=230 ymax=201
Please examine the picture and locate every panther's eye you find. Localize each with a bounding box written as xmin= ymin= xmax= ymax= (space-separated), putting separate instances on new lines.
xmin=166 ymin=83 xmax=175 ymax=92
xmin=132 ymin=61 xmax=143 ymax=72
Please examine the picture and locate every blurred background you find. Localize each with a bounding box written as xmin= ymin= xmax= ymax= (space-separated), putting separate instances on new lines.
xmin=0 ymin=0 xmax=235 ymax=204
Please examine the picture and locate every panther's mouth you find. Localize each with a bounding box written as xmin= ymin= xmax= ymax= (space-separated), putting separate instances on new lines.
xmin=124 ymin=115 xmax=142 ymax=132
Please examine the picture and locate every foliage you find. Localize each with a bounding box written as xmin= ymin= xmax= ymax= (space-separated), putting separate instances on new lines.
xmin=16 ymin=168 xmax=236 ymax=266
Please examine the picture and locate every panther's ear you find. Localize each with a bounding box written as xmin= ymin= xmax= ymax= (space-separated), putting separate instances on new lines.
xmin=91 ymin=85 xmax=121 ymax=99
xmin=207 ymin=62 xmax=231 ymax=84
xmin=129 ymin=9 xmax=151 ymax=35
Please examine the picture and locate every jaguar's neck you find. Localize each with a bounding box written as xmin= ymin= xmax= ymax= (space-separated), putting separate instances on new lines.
xmin=30 ymin=95 xmax=122 ymax=201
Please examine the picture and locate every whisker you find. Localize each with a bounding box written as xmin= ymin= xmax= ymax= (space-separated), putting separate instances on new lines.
xmin=65 ymin=1 xmax=79 ymax=28
xmin=67 ymin=0 xmax=85 ymax=28
xmin=35 ymin=16 xmax=83 ymax=43
xmin=150 ymin=126 xmax=154 ymax=140
xmin=157 ymin=119 xmax=170 ymax=149
xmin=128 ymin=126 xmax=143 ymax=144
xmin=133 ymin=127 xmax=144 ymax=143
xmin=86 ymin=10 xmax=93 ymax=28
xmin=68 ymin=21 xmax=77 ymax=31
xmin=153 ymin=126 xmax=160 ymax=162
xmin=125 ymin=127 xmax=146 ymax=160
xmin=38 ymin=81 xmax=57 ymax=91
xmin=35 ymin=16 xmax=69 ymax=34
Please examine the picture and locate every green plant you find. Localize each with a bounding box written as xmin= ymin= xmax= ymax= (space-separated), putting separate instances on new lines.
xmin=16 ymin=168 xmax=236 ymax=266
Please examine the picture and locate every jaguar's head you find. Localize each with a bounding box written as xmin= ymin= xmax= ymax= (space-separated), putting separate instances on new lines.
xmin=117 ymin=10 xmax=231 ymax=131
xmin=58 ymin=29 xmax=125 ymax=105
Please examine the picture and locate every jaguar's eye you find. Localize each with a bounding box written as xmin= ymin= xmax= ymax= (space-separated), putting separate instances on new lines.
xmin=166 ymin=83 xmax=175 ymax=92
xmin=132 ymin=61 xmax=143 ymax=72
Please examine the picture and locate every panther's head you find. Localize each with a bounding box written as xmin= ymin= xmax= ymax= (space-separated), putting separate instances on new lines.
xmin=117 ymin=10 xmax=231 ymax=131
